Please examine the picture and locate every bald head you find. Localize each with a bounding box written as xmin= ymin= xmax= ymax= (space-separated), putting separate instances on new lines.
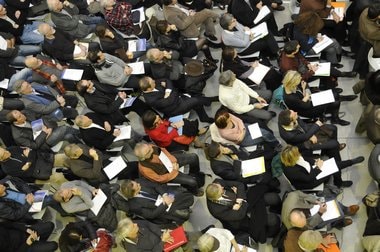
xmin=38 ymin=23 xmax=55 ymax=37
xmin=25 ymin=57 xmax=41 ymax=69
xmin=289 ymin=209 xmax=307 ymax=228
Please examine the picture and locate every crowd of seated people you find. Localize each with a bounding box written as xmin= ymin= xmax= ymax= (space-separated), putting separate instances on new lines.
xmin=0 ymin=0 xmax=378 ymax=251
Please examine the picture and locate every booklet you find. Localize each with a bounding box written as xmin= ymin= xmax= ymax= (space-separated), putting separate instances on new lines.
xmin=127 ymin=62 xmax=145 ymax=75
xmin=241 ymin=156 xmax=266 ymax=178
xmin=311 ymin=89 xmax=335 ymax=107
xmin=168 ymin=115 xmax=183 ymax=135
xmin=128 ymin=38 xmax=146 ymax=52
xmin=310 ymin=62 xmax=331 ymax=76
xmin=247 ymin=123 xmax=262 ymax=140
xmin=312 ymin=35 xmax=333 ymax=54
xmin=31 ymin=118 xmax=43 ymax=140
xmin=248 ymin=63 xmax=270 ymax=84
xmin=119 ymin=96 xmax=137 ymax=109
xmin=113 ymin=125 xmax=132 ymax=142
xmin=103 ymin=156 xmax=127 ymax=179
xmin=253 ymin=5 xmax=271 ymax=24
xmin=29 ymin=190 xmax=49 ymax=213
xmin=131 ymin=7 xmax=145 ymax=25
xmin=61 ymin=69 xmax=84 ymax=81
xmin=90 ymin=189 xmax=107 ymax=216
xmin=159 ymin=151 xmax=174 ymax=172
xmin=250 ymin=22 xmax=269 ymax=43
xmin=310 ymin=200 xmax=341 ymax=221
xmin=316 ymin=158 xmax=339 ymax=180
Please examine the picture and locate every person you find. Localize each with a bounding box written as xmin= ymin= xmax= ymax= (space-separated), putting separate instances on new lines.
xmin=0 ymin=146 xmax=66 ymax=181
xmin=139 ymin=76 xmax=215 ymax=123
xmin=219 ymin=13 xmax=279 ymax=58
xmin=293 ymin=11 xmax=343 ymax=67
xmin=7 ymin=110 xmax=80 ymax=151
xmin=100 ymin=0 xmax=133 ymax=36
xmin=221 ymin=46 xmax=282 ymax=91
xmin=282 ymin=70 xmax=353 ymax=125
xmin=0 ymin=221 xmax=58 ymax=252
xmin=278 ymin=109 xmax=354 ymax=187
xmin=280 ymin=145 xmax=364 ymax=190
xmin=197 ymin=227 xmax=250 ymax=252
xmin=120 ymin=178 xmax=194 ymax=227
xmin=47 ymin=0 xmax=102 ymax=39
xmin=12 ymin=80 xmax=78 ymax=122
xmin=281 ymin=191 xmax=359 ymax=230
xmin=284 ymin=228 xmax=338 ymax=252
xmin=145 ymin=48 xmax=183 ymax=81
xmin=134 ymin=142 xmax=204 ymax=196
xmin=162 ymin=0 xmax=219 ymax=40
xmin=59 ymin=221 xmax=97 ymax=252
xmin=206 ymin=178 xmax=281 ymax=243
xmin=142 ymin=109 xmax=207 ymax=151
xmin=359 ymin=3 xmax=380 ymax=57
xmin=219 ymin=70 xmax=274 ymax=123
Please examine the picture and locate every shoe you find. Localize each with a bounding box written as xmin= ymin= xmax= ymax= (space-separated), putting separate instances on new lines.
xmin=331 ymin=118 xmax=350 ymax=126
xmin=274 ymin=5 xmax=285 ymax=11
xmin=342 ymin=49 xmax=356 ymax=57
xmin=333 ymin=88 xmax=343 ymax=94
xmin=343 ymin=218 xmax=353 ymax=227
xmin=340 ymin=71 xmax=357 ymax=78
xmin=333 ymin=63 xmax=344 ymax=69
xmin=339 ymin=143 xmax=347 ymax=151
xmin=339 ymin=94 xmax=358 ymax=101
xmin=340 ymin=180 xmax=353 ymax=188
xmin=204 ymin=33 xmax=218 ymax=42
xmin=198 ymin=126 xmax=209 ymax=136
xmin=332 ymin=217 xmax=353 ymax=229
xmin=194 ymin=189 xmax=204 ymax=197
xmin=269 ymin=111 xmax=277 ymax=117
xmin=346 ymin=205 xmax=360 ymax=216
xmin=351 ymin=156 xmax=364 ymax=164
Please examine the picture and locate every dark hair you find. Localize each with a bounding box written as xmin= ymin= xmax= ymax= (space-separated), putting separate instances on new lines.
xmin=162 ymin=0 xmax=173 ymax=6
xmin=6 ymin=110 xmax=17 ymax=123
xmin=142 ymin=110 xmax=158 ymax=129
xmin=278 ymin=110 xmax=292 ymax=126
xmin=220 ymin=13 xmax=234 ymax=30
xmin=204 ymin=141 xmax=221 ymax=159
xmin=76 ymin=80 xmax=88 ymax=96
xmin=87 ymin=49 xmax=101 ymax=63
xmin=95 ymin=24 xmax=107 ymax=38
xmin=214 ymin=109 xmax=230 ymax=129
xmin=156 ymin=20 xmax=169 ymax=35
xmin=283 ymin=40 xmax=299 ymax=54
xmin=294 ymin=11 xmax=324 ymax=36
xmin=368 ymin=3 xmax=380 ymax=19
xmin=222 ymin=46 xmax=235 ymax=62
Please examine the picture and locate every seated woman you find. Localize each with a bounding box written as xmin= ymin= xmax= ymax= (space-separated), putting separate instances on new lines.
xmin=220 ymin=13 xmax=279 ymax=58
xmin=280 ymin=145 xmax=364 ymax=190
xmin=142 ymin=110 xmax=207 ymax=152
xmin=293 ymin=12 xmax=343 ymax=67
xmin=221 ymin=46 xmax=282 ymax=91
xmin=283 ymin=70 xmax=350 ymax=125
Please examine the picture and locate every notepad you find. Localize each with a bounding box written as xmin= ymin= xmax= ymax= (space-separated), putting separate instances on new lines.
xmin=310 ymin=200 xmax=341 ymax=221
xmin=241 ymin=156 xmax=266 ymax=178
xmin=248 ymin=123 xmax=262 ymax=140
xmin=168 ymin=115 xmax=183 ymax=135
xmin=159 ymin=151 xmax=174 ymax=172
xmin=61 ymin=69 xmax=84 ymax=81
xmin=311 ymin=89 xmax=335 ymax=106
xmin=253 ymin=5 xmax=271 ymax=24
xmin=120 ymin=96 xmax=137 ymax=109
xmin=90 ymin=189 xmax=107 ymax=216
xmin=29 ymin=190 xmax=49 ymax=213
xmin=250 ymin=22 xmax=269 ymax=43
xmin=310 ymin=62 xmax=331 ymax=76
xmin=127 ymin=62 xmax=145 ymax=74
xmin=247 ymin=63 xmax=270 ymax=84
xmin=315 ymin=158 xmax=339 ymax=180
xmin=312 ymin=35 xmax=333 ymax=54
xmin=113 ymin=125 xmax=132 ymax=142
xmin=103 ymin=156 xmax=127 ymax=179
xmin=128 ymin=38 xmax=146 ymax=52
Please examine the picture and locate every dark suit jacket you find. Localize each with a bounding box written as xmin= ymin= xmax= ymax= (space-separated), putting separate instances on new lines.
xmin=279 ymin=118 xmax=320 ymax=150
xmin=10 ymin=122 xmax=50 ymax=151
xmin=206 ymin=179 xmax=248 ymax=231
xmin=79 ymin=112 xmax=116 ymax=150
xmin=228 ymin=0 xmax=259 ymax=27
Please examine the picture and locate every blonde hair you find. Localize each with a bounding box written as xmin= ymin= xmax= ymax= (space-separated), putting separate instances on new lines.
xmin=197 ymin=233 xmax=215 ymax=252
xmin=206 ymin=183 xmax=221 ymax=201
xmin=298 ymin=230 xmax=323 ymax=251
xmin=283 ymin=70 xmax=302 ymax=93
xmin=64 ymin=144 xmax=82 ymax=159
xmin=117 ymin=217 xmax=134 ymax=240
xmin=280 ymin=145 xmax=301 ymax=167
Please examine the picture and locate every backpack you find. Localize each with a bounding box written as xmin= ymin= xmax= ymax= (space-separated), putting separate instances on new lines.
xmin=271 ymin=85 xmax=287 ymax=110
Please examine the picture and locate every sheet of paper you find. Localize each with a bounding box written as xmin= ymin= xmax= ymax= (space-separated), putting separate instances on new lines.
xmin=0 ymin=78 xmax=9 ymax=89
xmin=0 ymin=36 xmax=7 ymax=50
xmin=159 ymin=151 xmax=174 ymax=172
xmin=310 ymin=200 xmax=341 ymax=221
xmin=132 ymin=7 xmax=145 ymax=25
xmin=61 ymin=69 xmax=84 ymax=81
xmin=312 ymin=35 xmax=333 ymax=54
xmin=253 ymin=5 xmax=271 ymax=24
xmin=231 ymin=244 xmax=257 ymax=252
xmin=248 ymin=63 xmax=270 ymax=84
xmin=127 ymin=62 xmax=145 ymax=75
xmin=168 ymin=115 xmax=183 ymax=135
xmin=308 ymin=79 xmax=320 ymax=88
xmin=316 ymin=158 xmax=339 ymax=180
xmin=113 ymin=125 xmax=132 ymax=142
xmin=31 ymin=118 xmax=43 ymax=140
xmin=250 ymin=22 xmax=269 ymax=43
xmin=103 ymin=156 xmax=127 ymax=179
xmin=128 ymin=38 xmax=147 ymax=52
xmin=120 ymin=96 xmax=137 ymax=109
xmin=248 ymin=123 xmax=262 ymax=140
xmin=241 ymin=156 xmax=265 ymax=178
xmin=311 ymin=89 xmax=335 ymax=106
xmin=29 ymin=190 xmax=49 ymax=213
xmin=310 ymin=62 xmax=331 ymax=76
xmin=90 ymin=189 xmax=107 ymax=216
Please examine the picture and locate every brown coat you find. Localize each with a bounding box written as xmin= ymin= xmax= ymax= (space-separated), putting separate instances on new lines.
xmin=359 ymin=8 xmax=380 ymax=57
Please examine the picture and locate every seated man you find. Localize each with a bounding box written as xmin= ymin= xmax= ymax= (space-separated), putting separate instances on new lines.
xmin=134 ymin=142 xmax=204 ymax=196
xmin=359 ymin=3 xmax=380 ymax=58
xmin=47 ymin=0 xmax=102 ymax=39
xmin=281 ymin=190 xmax=359 ymax=230
xmin=7 ymin=110 xmax=80 ymax=151
xmin=120 ymin=178 xmax=194 ymax=227
xmin=162 ymin=0 xmax=219 ymax=40
xmin=76 ymin=79 xmax=151 ymax=125
xmin=206 ymin=178 xmax=281 ymax=243
xmin=146 ymin=48 xmax=183 ymax=81
xmin=139 ymin=76 xmax=215 ymax=123
xmin=12 ymin=80 xmax=78 ymax=122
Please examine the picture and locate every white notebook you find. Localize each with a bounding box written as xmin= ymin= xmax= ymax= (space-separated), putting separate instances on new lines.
xmin=316 ymin=158 xmax=339 ymax=180
xmin=249 ymin=22 xmax=269 ymax=43
xmin=248 ymin=123 xmax=262 ymax=140
xmin=127 ymin=62 xmax=145 ymax=75
xmin=253 ymin=6 xmax=270 ymax=24
xmin=90 ymin=189 xmax=107 ymax=216
xmin=103 ymin=156 xmax=127 ymax=179
xmin=311 ymin=89 xmax=335 ymax=107
xmin=241 ymin=156 xmax=265 ymax=178
xmin=248 ymin=63 xmax=270 ymax=84
xmin=310 ymin=200 xmax=341 ymax=221
xmin=113 ymin=125 xmax=132 ymax=142
xmin=312 ymin=35 xmax=333 ymax=54
xmin=310 ymin=62 xmax=331 ymax=76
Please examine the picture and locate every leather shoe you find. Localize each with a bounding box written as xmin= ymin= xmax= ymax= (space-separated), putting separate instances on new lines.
xmin=333 ymin=88 xmax=343 ymax=94
xmin=194 ymin=189 xmax=204 ymax=197
xmin=333 ymin=217 xmax=352 ymax=229
xmin=351 ymin=156 xmax=364 ymax=164
xmin=274 ymin=5 xmax=285 ymax=11
xmin=333 ymin=63 xmax=344 ymax=69
xmin=339 ymin=94 xmax=358 ymax=101
xmin=339 ymin=143 xmax=346 ymax=151
xmin=204 ymin=33 xmax=218 ymax=42
xmin=341 ymin=71 xmax=357 ymax=78
xmin=331 ymin=118 xmax=350 ymax=126
xmin=340 ymin=180 xmax=353 ymax=188
xmin=343 ymin=218 xmax=353 ymax=227
xmin=346 ymin=205 xmax=360 ymax=216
